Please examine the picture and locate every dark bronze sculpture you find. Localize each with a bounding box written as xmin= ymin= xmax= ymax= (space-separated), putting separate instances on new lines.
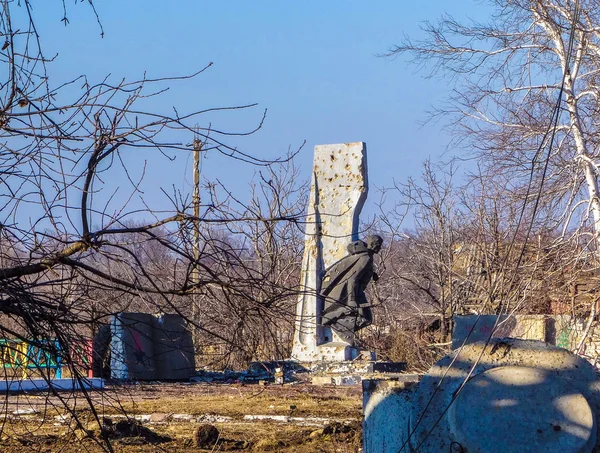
xmin=320 ymin=235 xmax=383 ymax=343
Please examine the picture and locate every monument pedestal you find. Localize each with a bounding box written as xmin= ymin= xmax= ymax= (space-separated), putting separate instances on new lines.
xmin=292 ymin=341 xmax=369 ymax=363
xmin=311 ymin=358 xmax=406 ymax=385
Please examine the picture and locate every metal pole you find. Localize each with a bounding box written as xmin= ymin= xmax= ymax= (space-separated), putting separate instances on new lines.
xmin=192 ymin=138 xmax=202 ymax=353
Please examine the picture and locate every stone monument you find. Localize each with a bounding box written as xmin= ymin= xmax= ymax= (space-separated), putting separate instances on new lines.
xmin=291 ymin=142 xmax=373 ymax=362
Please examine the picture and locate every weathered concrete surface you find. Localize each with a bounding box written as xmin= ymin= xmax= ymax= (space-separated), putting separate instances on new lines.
xmin=310 ymin=359 xmax=407 ymax=384
xmin=448 ymin=366 xmax=595 ymax=453
xmin=452 ymin=314 xmax=548 ymax=349
xmin=312 ymin=360 xmax=405 ymax=375
xmin=411 ymin=339 xmax=600 ymax=452
xmin=152 ymin=314 xmax=195 ymax=379
xmin=291 ymin=142 xmax=369 ymax=362
xmin=363 ymin=339 xmax=600 ymax=453
xmin=362 ymin=378 xmax=419 ymax=453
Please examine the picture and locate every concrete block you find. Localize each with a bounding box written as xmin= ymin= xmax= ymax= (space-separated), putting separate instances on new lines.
xmin=311 ymin=360 xmax=406 ymax=375
xmin=153 ymin=314 xmax=195 ymax=380
xmin=407 ymin=339 xmax=600 ymax=452
xmin=363 ymin=379 xmax=418 ymax=453
xmin=370 ymin=361 xmax=406 ymax=373
xmin=332 ymin=375 xmax=361 ymax=386
xmin=363 ymin=340 xmax=600 ymax=452
xmin=110 ymin=312 xmax=194 ymax=380
xmin=110 ymin=313 xmax=156 ymax=379
xmin=452 ymin=315 xmax=547 ymax=349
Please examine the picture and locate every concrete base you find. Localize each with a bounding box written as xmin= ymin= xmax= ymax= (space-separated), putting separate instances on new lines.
xmin=311 ymin=360 xmax=404 ymax=374
xmin=363 ymin=377 xmax=420 ymax=453
xmin=316 ymin=342 xmax=362 ymax=361
xmin=291 ymin=341 xmax=368 ymax=362
xmin=448 ymin=366 xmax=595 ymax=453
xmin=312 ymin=375 xmax=362 ymax=386
xmin=0 ymin=378 xmax=104 ymax=392
xmin=310 ymin=361 xmax=407 ymax=386
xmin=363 ymin=339 xmax=600 ymax=453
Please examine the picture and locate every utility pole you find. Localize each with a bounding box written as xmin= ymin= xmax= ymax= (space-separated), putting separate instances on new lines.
xmin=192 ymin=137 xmax=202 ymax=353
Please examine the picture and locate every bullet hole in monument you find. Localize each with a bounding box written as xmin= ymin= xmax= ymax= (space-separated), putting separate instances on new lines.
xmin=537 ymin=429 xmax=543 ymax=434
xmin=330 ymin=154 xmax=335 ymax=161
xmin=553 ymin=425 xmax=561 ymax=432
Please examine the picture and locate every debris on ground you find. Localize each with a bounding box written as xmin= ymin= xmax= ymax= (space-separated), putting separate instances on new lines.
xmin=99 ymin=417 xmax=171 ymax=444
xmin=0 ymin=382 xmax=363 ymax=452
xmin=12 ymin=408 xmax=40 ymax=416
xmin=320 ymin=421 xmax=361 ymax=444
xmin=190 ymin=361 xmax=309 ymax=385
xmin=193 ymin=423 xmax=220 ymax=448
xmin=15 ymin=434 xmax=60 ymax=446
xmin=252 ymin=438 xmax=286 ymax=451
xmin=188 ymin=424 xmax=251 ymax=451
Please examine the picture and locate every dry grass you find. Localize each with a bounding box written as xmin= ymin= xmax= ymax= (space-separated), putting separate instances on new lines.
xmin=0 ymin=382 xmax=363 ymax=452
xmin=112 ymin=384 xmax=360 ymax=418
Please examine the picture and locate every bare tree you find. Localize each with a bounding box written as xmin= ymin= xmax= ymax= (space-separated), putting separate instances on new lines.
xmin=369 ymin=160 xmax=582 ymax=370
xmin=191 ymin=159 xmax=307 ymax=369
xmin=376 ymin=161 xmax=466 ymax=341
xmin=388 ymin=0 xmax=600 ymax=325
xmin=0 ymin=1 xmax=304 ymax=448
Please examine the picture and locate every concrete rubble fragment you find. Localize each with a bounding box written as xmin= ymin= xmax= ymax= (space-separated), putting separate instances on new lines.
xmin=242 ymin=415 xmax=354 ymax=427
xmin=189 ymin=360 xmax=308 ymax=384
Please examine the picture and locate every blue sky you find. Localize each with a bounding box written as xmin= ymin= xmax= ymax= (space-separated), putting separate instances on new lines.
xmin=30 ymin=1 xmax=489 ymax=224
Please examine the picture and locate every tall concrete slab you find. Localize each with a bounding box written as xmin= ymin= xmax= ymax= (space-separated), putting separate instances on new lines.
xmin=110 ymin=312 xmax=195 ymax=380
xmin=153 ymin=314 xmax=195 ymax=380
xmin=291 ymin=142 xmax=368 ymax=362
xmin=110 ymin=313 xmax=156 ymax=380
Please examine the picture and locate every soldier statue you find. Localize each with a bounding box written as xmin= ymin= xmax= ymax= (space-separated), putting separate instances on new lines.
xmin=320 ymin=235 xmax=383 ymax=343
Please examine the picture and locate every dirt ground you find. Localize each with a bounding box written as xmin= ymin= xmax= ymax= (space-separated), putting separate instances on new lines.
xmin=0 ymin=382 xmax=363 ymax=452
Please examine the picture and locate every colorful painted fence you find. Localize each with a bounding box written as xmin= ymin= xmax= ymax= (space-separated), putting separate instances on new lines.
xmin=0 ymin=339 xmax=93 ymax=379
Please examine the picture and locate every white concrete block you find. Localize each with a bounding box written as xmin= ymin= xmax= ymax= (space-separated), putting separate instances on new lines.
xmin=0 ymin=377 xmax=104 ymax=392
xmin=363 ymin=379 xmax=416 ymax=453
